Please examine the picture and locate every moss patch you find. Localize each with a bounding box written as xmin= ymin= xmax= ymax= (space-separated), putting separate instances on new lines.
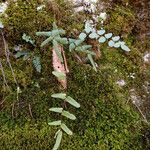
xmin=0 ymin=60 xmax=146 ymax=149
xmin=0 ymin=0 xmax=150 ymax=150
xmin=105 ymin=5 xmax=136 ymax=38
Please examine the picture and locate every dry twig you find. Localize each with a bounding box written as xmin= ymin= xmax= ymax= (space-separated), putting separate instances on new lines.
xmin=1 ymin=30 xmax=18 ymax=86
xmin=11 ymin=102 xmax=15 ymax=118
xmin=0 ymin=60 xmax=10 ymax=90
xmin=28 ymin=103 xmax=33 ymax=118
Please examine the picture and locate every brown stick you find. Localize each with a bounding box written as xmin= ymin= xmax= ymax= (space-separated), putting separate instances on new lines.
xmin=0 ymin=60 xmax=10 ymax=90
xmin=134 ymin=102 xmax=148 ymax=123
xmin=0 ymin=100 xmax=5 ymax=105
xmin=28 ymin=103 xmax=33 ymax=118
xmin=61 ymin=47 xmax=69 ymax=73
xmin=12 ymin=102 xmax=15 ymax=118
xmin=1 ymin=30 xmax=18 ymax=86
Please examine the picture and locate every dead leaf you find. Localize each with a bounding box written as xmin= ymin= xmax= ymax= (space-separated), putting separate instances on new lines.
xmin=52 ymin=44 xmax=69 ymax=89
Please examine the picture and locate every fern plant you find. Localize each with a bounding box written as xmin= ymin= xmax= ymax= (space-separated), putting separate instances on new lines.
xmin=37 ymin=22 xmax=130 ymax=70
xmin=35 ymin=21 xmax=131 ymax=150
xmin=49 ymin=92 xmax=80 ymax=150
xmin=36 ymin=22 xmax=96 ymax=70
xmin=16 ymin=21 xmax=131 ymax=150
xmin=83 ymin=21 xmax=130 ymax=51
xmin=15 ymin=34 xmax=41 ymax=73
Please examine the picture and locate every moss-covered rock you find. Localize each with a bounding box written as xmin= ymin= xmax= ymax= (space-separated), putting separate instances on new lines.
xmin=0 ymin=0 xmax=149 ymax=150
xmin=0 ymin=60 xmax=146 ymax=149
xmin=2 ymin=0 xmax=54 ymax=45
xmin=2 ymin=0 xmax=84 ymax=46
xmin=105 ymin=5 xmax=136 ymax=38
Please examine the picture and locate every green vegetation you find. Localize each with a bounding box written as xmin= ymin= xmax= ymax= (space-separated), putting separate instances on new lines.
xmin=0 ymin=0 xmax=149 ymax=150
xmin=0 ymin=63 xmax=145 ymax=150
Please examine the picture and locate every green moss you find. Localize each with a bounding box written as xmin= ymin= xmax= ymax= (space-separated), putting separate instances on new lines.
xmin=0 ymin=59 xmax=145 ymax=149
xmin=105 ymin=5 xmax=136 ymax=37
xmin=0 ymin=59 xmax=33 ymax=88
xmin=2 ymin=0 xmax=84 ymax=46
xmin=0 ymin=35 xmax=146 ymax=150
xmin=0 ymin=123 xmax=54 ymax=150
xmin=3 ymin=0 xmax=54 ymax=45
xmin=0 ymin=1 xmax=149 ymax=149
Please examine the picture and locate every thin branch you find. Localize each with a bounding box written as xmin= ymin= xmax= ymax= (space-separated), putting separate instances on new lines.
xmin=74 ymin=53 xmax=83 ymax=63
xmin=1 ymin=30 xmax=18 ymax=86
xmin=0 ymin=99 xmax=5 ymax=106
xmin=12 ymin=102 xmax=15 ymax=118
xmin=28 ymin=103 xmax=33 ymax=118
xmin=1 ymin=30 xmax=20 ymax=102
xmin=0 ymin=60 xmax=10 ymax=90
xmin=61 ymin=46 xmax=69 ymax=73
xmin=133 ymin=102 xmax=148 ymax=123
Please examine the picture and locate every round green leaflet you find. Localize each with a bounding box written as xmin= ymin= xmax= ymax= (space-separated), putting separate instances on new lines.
xmin=112 ymin=36 xmax=120 ymax=41
xmin=108 ymin=40 xmax=115 ymax=47
xmin=89 ymin=32 xmax=99 ymax=39
xmin=114 ymin=42 xmax=121 ymax=48
xmin=105 ymin=33 xmax=113 ymax=39
xmin=98 ymin=36 xmax=106 ymax=43
xmin=85 ymin=22 xmax=93 ymax=33
xmin=121 ymin=44 xmax=130 ymax=52
xmin=69 ymin=43 xmax=76 ymax=51
xmin=97 ymin=29 xmax=105 ymax=35
xmin=79 ymin=33 xmax=87 ymax=40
